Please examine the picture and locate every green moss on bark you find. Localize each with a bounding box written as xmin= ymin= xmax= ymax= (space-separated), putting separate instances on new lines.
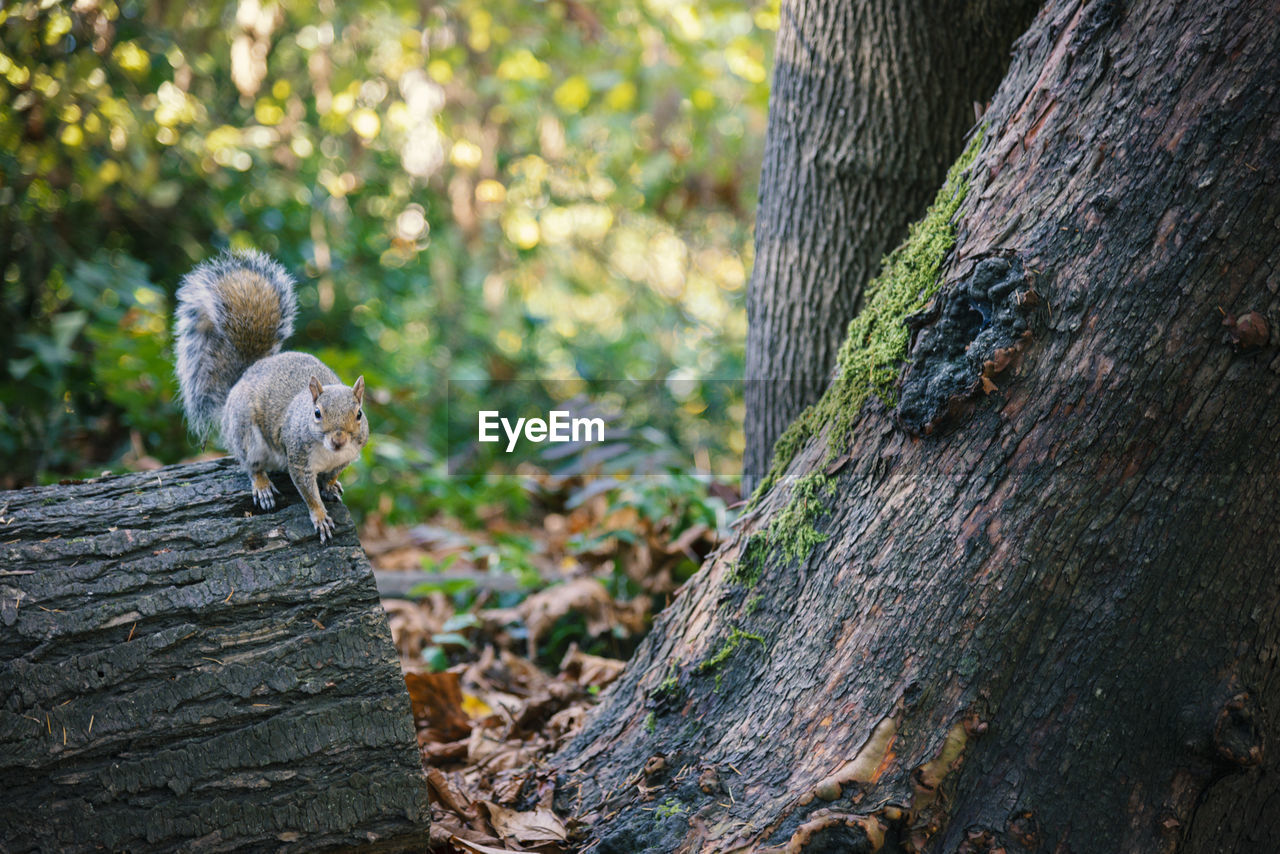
xmin=655 ymin=667 xmax=681 ymax=699
xmin=728 ymin=472 xmax=834 ymax=585
xmin=751 ymin=130 xmax=985 ymax=501
xmin=697 ymin=626 xmax=765 ymax=689
xmin=767 ymin=472 xmax=835 ymax=560
xmin=726 ymin=531 xmax=767 ymax=586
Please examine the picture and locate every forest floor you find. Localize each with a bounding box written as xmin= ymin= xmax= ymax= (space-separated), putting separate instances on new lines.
xmin=364 ymin=471 xmax=738 ymax=853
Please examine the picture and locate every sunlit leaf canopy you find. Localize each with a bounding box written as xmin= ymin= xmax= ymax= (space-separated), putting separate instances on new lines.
xmin=0 ymin=0 xmax=775 ymax=521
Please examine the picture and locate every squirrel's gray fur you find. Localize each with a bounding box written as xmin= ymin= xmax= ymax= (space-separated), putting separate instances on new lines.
xmin=174 ymin=250 xmax=297 ymax=441
xmin=172 ymin=250 xmax=367 ymax=543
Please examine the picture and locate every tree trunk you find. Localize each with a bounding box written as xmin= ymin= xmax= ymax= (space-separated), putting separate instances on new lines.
xmin=554 ymin=1 xmax=1280 ymax=852
xmin=0 ymin=460 xmax=430 ymax=853
xmin=743 ymin=0 xmax=1040 ymax=490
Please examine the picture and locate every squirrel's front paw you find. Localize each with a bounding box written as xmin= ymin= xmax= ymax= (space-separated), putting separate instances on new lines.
xmin=320 ymin=478 xmax=344 ymax=501
xmin=311 ymin=509 xmax=336 ymax=543
xmin=253 ymin=481 xmax=280 ymax=510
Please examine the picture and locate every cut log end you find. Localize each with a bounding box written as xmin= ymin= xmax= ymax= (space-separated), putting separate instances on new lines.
xmin=0 ymin=459 xmax=429 ymax=852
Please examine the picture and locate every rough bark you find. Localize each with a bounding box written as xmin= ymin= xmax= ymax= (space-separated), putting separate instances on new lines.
xmin=0 ymin=459 xmax=430 ymax=852
xmin=554 ymin=1 xmax=1280 ymax=852
xmin=743 ymin=0 xmax=1041 ymax=490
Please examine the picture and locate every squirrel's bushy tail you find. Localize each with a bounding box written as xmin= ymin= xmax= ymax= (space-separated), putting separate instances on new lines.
xmin=174 ymin=250 xmax=297 ymax=440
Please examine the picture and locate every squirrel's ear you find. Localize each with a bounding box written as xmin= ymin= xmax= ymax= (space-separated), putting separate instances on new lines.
xmin=309 ymin=376 xmax=323 ymax=402
xmin=352 ymin=375 xmax=365 ymax=404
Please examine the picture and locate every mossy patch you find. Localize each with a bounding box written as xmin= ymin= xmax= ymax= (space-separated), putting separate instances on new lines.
xmin=766 ymin=472 xmax=835 ymax=561
xmin=729 ymin=472 xmax=834 ymax=585
xmin=655 ymin=667 xmax=681 ymax=701
xmin=697 ymin=626 xmax=765 ymax=689
xmin=649 ymin=662 xmax=685 ymax=714
xmin=751 ymin=130 xmax=985 ymax=501
xmin=726 ymin=531 xmax=768 ymax=586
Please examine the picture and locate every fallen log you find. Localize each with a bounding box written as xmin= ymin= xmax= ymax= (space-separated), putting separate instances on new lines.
xmin=0 ymin=459 xmax=430 ymax=852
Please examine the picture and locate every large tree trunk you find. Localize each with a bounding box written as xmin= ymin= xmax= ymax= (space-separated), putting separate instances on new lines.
xmin=554 ymin=1 xmax=1280 ymax=851
xmin=0 ymin=460 xmax=430 ymax=852
xmin=742 ymin=0 xmax=1040 ymax=490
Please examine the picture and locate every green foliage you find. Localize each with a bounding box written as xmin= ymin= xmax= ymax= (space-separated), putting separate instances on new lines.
xmin=418 ymin=612 xmax=482 ymax=671
xmin=751 ymin=130 xmax=985 ymax=501
xmin=569 ymin=469 xmax=730 ymax=594
xmin=1 ymin=0 xmax=774 ymax=512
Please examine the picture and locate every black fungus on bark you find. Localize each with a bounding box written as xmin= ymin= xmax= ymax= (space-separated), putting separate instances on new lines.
xmin=896 ymin=253 xmax=1038 ymax=435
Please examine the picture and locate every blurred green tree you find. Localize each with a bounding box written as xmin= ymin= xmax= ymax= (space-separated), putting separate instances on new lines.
xmin=0 ymin=0 xmax=773 ymax=518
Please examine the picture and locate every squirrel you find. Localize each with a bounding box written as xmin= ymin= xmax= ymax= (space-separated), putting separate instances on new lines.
xmin=173 ymin=250 xmax=369 ymax=543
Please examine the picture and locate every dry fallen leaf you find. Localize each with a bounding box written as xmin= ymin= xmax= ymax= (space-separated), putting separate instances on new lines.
xmin=517 ymin=578 xmax=647 ymax=658
xmin=405 ymin=670 xmax=472 ymax=742
xmin=462 ymin=691 xmax=495 ymax=719
xmin=665 ymin=522 xmax=709 ymax=556
xmin=545 ymin=705 xmax=588 ymax=742
xmin=426 ymin=767 xmax=477 ymax=821
xmin=559 ymin=647 xmax=625 ymax=690
xmin=384 ymin=596 xmax=453 ymax=658
xmin=371 ymin=467 xmax=733 ymax=849
xmin=447 ymin=831 xmax=533 ymax=854
xmin=480 ymin=801 xmax=568 ymax=846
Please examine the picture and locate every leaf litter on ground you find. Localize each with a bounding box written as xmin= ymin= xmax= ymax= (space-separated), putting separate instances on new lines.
xmin=364 ymin=467 xmax=737 ymax=852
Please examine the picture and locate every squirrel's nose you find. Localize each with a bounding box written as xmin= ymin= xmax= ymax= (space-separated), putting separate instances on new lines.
xmin=331 ymin=434 xmax=346 ymax=450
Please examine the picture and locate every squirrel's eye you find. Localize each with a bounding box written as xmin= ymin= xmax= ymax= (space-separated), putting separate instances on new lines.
xmin=356 ymin=409 xmax=362 ymax=420
xmin=313 ymin=408 xmax=322 ymax=420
